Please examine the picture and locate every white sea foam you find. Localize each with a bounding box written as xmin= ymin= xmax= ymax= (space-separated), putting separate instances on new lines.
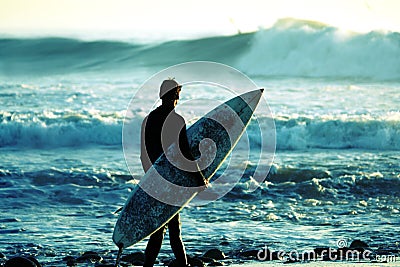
xmin=1 ymin=111 xmax=399 ymax=150
xmin=237 ymin=18 xmax=400 ymax=80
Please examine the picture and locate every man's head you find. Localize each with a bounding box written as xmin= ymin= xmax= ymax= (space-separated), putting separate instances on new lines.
xmin=159 ymin=79 xmax=182 ymax=107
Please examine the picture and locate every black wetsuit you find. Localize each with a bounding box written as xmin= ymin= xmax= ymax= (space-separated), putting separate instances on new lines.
xmin=141 ymin=105 xmax=193 ymax=172
xmin=140 ymin=104 xmax=203 ymax=267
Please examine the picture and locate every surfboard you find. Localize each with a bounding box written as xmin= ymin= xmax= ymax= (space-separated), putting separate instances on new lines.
xmin=113 ymin=89 xmax=264 ymax=250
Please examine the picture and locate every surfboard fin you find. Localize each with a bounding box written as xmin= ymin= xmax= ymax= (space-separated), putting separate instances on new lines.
xmin=114 ymin=207 xmax=123 ymax=214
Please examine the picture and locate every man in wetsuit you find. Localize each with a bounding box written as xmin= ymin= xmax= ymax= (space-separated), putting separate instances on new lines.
xmin=140 ymin=79 xmax=207 ymax=267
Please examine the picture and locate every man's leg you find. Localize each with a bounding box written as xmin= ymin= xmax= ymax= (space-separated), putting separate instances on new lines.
xmin=168 ymin=214 xmax=188 ymax=266
xmin=144 ymin=226 xmax=167 ymax=267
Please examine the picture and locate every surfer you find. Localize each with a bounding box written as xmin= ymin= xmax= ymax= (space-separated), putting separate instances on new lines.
xmin=140 ymin=79 xmax=207 ymax=267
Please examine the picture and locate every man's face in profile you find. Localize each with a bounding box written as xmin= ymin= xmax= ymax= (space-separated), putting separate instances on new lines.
xmin=173 ymin=87 xmax=181 ymax=107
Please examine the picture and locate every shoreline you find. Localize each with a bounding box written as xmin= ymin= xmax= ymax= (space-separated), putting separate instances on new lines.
xmin=1 ymin=244 xmax=398 ymax=267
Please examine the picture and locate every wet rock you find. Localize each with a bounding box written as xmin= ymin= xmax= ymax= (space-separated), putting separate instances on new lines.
xmin=62 ymin=256 xmax=74 ymax=262
xmin=4 ymin=256 xmax=40 ymax=267
xmin=66 ymin=258 xmax=77 ymax=267
xmin=350 ymin=240 xmax=369 ymax=250
xmin=76 ymin=251 xmax=102 ymax=263
xmin=313 ymin=247 xmax=330 ymax=256
xmin=321 ymin=254 xmax=332 ymax=261
xmin=207 ymin=261 xmax=224 ymax=266
xmin=120 ymin=251 xmax=145 ymax=265
xmin=270 ymin=251 xmax=282 ymax=261
xmin=26 ymin=257 xmax=41 ymax=267
xmin=237 ymin=249 xmax=259 ymax=259
xmin=188 ymin=256 xmax=206 ymax=267
xmin=318 ymin=248 xmax=338 ymax=261
xmin=0 ymin=252 xmax=5 ymax=258
xmin=168 ymin=256 xmax=206 ymax=267
xmin=198 ymin=256 xmax=216 ymax=263
xmin=63 ymin=256 xmax=76 ymax=266
xmin=203 ymin=249 xmax=225 ymax=260
xmin=256 ymin=249 xmax=281 ymax=261
xmin=255 ymin=249 xmax=270 ymax=261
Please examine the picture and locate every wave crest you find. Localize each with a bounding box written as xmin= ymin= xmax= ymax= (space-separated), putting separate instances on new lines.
xmin=275 ymin=114 xmax=400 ymax=150
xmin=1 ymin=111 xmax=399 ymax=150
xmin=2 ymin=18 xmax=399 ymax=80
xmin=237 ymin=18 xmax=400 ymax=80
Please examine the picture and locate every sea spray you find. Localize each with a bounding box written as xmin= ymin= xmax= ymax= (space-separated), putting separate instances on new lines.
xmin=237 ymin=18 xmax=400 ymax=80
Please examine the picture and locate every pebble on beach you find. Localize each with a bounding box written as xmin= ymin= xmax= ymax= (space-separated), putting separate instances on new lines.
xmin=120 ymin=251 xmax=145 ymax=265
xmin=168 ymin=256 xmax=206 ymax=267
xmin=203 ymin=249 xmax=226 ymax=260
xmin=4 ymin=256 xmax=41 ymax=267
xmin=76 ymin=251 xmax=103 ymax=263
xmin=349 ymin=240 xmax=369 ymax=250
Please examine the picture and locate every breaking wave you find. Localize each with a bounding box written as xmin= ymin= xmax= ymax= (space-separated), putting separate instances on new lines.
xmin=1 ymin=18 xmax=399 ymax=80
xmin=1 ymin=111 xmax=399 ymax=150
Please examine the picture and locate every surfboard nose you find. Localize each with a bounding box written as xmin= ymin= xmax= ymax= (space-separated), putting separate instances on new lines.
xmin=235 ymin=88 xmax=264 ymax=112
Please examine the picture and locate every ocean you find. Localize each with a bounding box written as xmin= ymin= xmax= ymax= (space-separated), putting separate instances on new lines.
xmin=1 ymin=18 xmax=399 ymax=265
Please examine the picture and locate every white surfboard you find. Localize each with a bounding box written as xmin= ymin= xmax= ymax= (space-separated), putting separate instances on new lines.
xmin=113 ymin=89 xmax=264 ymax=249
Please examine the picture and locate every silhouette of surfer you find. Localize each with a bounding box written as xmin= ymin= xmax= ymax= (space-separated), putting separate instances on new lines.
xmin=140 ymin=79 xmax=207 ymax=267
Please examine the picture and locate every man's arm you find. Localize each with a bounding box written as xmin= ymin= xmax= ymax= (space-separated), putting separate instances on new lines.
xmin=140 ymin=116 xmax=152 ymax=172
xmin=178 ymin=120 xmax=208 ymax=187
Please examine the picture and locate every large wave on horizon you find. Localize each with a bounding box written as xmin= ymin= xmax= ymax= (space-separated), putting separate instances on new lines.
xmin=1 ymin=18 xmax=399 ymax=80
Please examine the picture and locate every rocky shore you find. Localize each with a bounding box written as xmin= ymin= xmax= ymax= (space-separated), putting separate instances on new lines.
xmin=1 ymin=239 xmax=398 ymax=267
